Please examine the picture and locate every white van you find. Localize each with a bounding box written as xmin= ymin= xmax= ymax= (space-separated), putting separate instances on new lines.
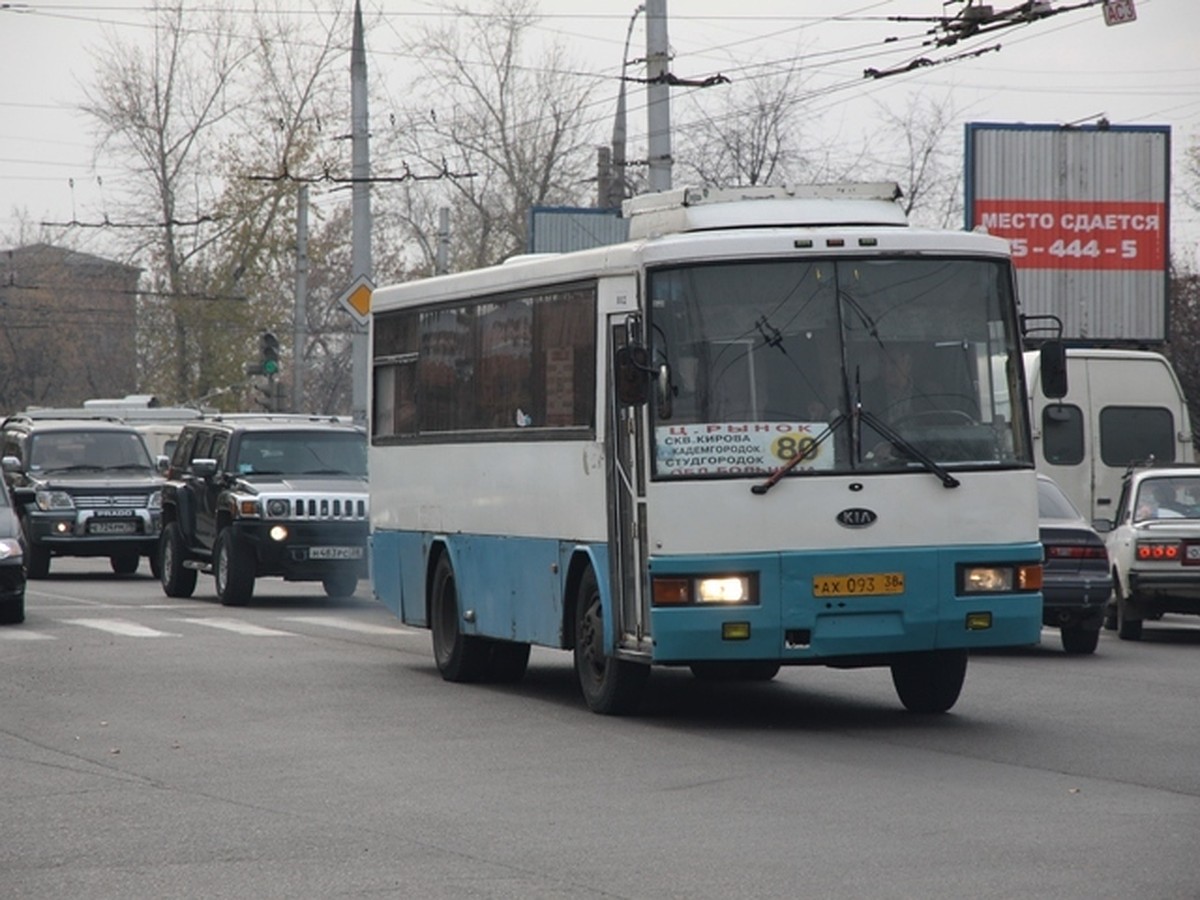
xmin=1024 ymin=347 xmax=1194 ymax=522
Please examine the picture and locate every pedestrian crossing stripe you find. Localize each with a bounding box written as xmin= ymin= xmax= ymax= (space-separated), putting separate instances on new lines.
xmin=180 ymin=617 xmax=295 ymax=637
xmin=282 ymin=615 xmax=419 ymax=636
xmin=1 ymin=614 xmax=420 ymax=641
xmin=63 ymin=618 xmax=181 ymax=638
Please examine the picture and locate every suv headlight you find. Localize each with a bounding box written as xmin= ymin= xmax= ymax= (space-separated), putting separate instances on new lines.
xmin=0 ymin=538 xmax=22 ymax=560
xmin=265 ymin=498 xmax=291 ymax=518
xmin=35 ymin=490 xmax=75 ymax=511
xmin=147 ymin=490 xmax=163 ymax=510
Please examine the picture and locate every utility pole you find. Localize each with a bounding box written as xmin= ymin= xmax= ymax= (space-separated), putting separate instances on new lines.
xmin=645 ymin=0 xmax=672 ymax=192
xmin=349 ymin=0 xmax=371 ymax=425
xmin=436 ymin=208 xmax=450 ymax=275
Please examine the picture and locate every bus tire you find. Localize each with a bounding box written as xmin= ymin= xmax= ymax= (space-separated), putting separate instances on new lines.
xmin=573 ymin=566 xmax=648 ymax=715
xmin=430 ymin=554 xmax=487 ymax=683
xmin=160 ymin=523 xmax=197 ymax=598
xmin=890 ymin=649 xmax=967 ymax=714
xmin=485 ymin=640 xmax=531 ymax=683
xmin=214 ymin=529 xmax=255 ymax=607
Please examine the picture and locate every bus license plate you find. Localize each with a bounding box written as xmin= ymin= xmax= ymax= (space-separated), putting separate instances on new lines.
xmin=309 ymin=546 xmax=364 ymax=560
xmin=89 ymin=520 xmax=138 ymax=535
xmin=813 ymin=572 xmax=905 ymax=597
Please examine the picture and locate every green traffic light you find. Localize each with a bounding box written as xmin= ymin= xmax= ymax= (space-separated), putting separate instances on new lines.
xmin=263 ymin=359 xmax=280 ymax=376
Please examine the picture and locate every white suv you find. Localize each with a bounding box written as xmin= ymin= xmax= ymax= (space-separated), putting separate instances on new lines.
xmin=1098 ymin=464 xmax=1200 ymax=640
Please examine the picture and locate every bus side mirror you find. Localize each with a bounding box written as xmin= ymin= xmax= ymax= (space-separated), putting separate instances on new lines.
xmin=615 ymin=346 xmax=650 ymax=406
xmin=1040 ymin=340 xmax=1067 ymax=400
xmin=655 ymin=364 xmax=673 ymax=420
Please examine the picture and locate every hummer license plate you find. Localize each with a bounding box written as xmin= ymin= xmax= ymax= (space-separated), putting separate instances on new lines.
xmin=309 ymin=546 xmax=364 ymax=560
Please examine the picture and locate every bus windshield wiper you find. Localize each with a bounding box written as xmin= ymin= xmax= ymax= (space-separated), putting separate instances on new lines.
xmin=858 ymin=407 xmax=960 ymax=489
xmin=752 ymin=413 xmax=847 ymax=495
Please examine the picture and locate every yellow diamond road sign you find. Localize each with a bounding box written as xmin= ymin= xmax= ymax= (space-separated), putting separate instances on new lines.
xmin=339 ymin=275 xmax=374 ymax=325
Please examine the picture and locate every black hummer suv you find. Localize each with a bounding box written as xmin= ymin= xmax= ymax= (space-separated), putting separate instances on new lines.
xmin=0 ymin=414 xmax=164 ymax=578
xmin=158 ymin=416 xmax=368 ymax=605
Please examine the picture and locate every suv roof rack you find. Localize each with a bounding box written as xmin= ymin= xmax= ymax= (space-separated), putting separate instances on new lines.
xmin=2 ymin=411 xmax=128 ymax=426
xmin=203 ymin=413 xmax=353 ymax=425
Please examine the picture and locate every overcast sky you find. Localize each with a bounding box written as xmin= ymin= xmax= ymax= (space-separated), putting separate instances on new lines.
xmin=2 ymin=0 xmax=1198 ymax=266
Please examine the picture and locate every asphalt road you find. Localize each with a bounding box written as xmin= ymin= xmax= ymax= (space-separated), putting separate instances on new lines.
xmin=3 ymin=558 xmax=1198 ymax=900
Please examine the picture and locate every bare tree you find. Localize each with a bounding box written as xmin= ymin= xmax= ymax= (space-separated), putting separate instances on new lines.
xmin=674 ymin=66 xmax=816 ymax=188
xmin=380 ymin=0 xmax=599 ymax=271
xmin=865 ymin=92 xmax=962 ymax=228
xmin=81 ymin=2 xmax=352 ymax=409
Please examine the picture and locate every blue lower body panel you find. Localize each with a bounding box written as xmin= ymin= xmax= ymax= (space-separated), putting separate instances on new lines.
xmin=370 ymin=530 xmax=571 ymax=646
xmin=648 ymin=543 xmax=1043 ymax=664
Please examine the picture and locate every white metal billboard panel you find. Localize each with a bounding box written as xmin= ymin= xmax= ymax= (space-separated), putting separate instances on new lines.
xmin=965 ymin=122 xmax=1170 ymax=343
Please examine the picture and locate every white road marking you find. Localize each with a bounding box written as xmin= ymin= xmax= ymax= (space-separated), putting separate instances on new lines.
xmin=64 ymin=618 xmax=181 ymax=638
xmin=0 ymin=628 xmax=56 ymax=640
xmin=281 ymin=615 xmax=419 ymax=636
xmin=179 ymin=617 xmax=295 ymax=637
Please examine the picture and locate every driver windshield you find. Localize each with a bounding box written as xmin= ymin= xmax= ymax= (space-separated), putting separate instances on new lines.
xmin=29 ymin=431 xmax=154 ymax=472
xmin=234 ymin=431 xmax=367 ymax=477
xmin=648 ymin=256 xmax=1029 ymax=479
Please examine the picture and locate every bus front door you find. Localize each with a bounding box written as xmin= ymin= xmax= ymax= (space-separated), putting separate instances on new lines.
xmin=608 ymin=316 xmax=650 ymax=653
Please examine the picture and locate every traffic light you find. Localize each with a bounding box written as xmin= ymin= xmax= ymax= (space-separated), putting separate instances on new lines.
xmin=259 ymin=331 xmax=281 ymax=377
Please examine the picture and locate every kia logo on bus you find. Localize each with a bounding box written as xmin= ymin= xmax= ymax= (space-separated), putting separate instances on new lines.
xmin=837 ymin=508 xmax=877 ymax=528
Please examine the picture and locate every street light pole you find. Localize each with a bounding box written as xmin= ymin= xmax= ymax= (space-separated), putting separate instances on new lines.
xmin=609 ymin=3 xmax=644 ymax=209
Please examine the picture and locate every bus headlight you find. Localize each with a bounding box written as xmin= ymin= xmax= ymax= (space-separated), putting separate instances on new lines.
xmin=651 ymin=574 xmax=756 ymax=606
xmin=960 ymin=563 xmax=1042 ymax=593
xmin=697 ymin=576 xmax=751 ymax=604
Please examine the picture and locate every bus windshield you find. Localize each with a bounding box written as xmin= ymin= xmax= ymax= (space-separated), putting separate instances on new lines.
xmin=648 ymin=256 xmax=1029 ymax=479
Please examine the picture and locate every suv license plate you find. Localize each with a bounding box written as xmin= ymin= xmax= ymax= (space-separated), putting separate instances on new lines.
xmin=309 ymin=546 xmax=364 ymax=560
xmin=90 ymin=520 xmax=138 ymax=535
xmin=813 ymin=572 xmax=905 ymax=597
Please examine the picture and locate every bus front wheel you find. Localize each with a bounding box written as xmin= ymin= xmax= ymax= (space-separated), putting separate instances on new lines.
xmin=890 ymin=649 xmax=967 ymax=714
xmin=430 ymin=555 xmax=488 ymax=683
xmin=573 ymin=566 xmax=648 ymax=715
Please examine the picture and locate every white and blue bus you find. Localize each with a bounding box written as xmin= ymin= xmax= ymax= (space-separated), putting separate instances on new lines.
xmin=369 ymin=184 xmax=1047 ymax=715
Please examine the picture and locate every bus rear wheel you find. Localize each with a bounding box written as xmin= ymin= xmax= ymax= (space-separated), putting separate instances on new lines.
xmin=890 ymin=649 xmax=967 ymax=714
xmin=573 ymin=566 xmax=648 ymax=715
xmin=430 ymin=554 xmax=488 ymax=682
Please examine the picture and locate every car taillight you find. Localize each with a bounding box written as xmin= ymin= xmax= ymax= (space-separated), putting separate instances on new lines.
xmin=1045 ymin=545 xmax=1108 ymax=561
xmin=1136 ymin=541 xmax=1181 ymax=561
